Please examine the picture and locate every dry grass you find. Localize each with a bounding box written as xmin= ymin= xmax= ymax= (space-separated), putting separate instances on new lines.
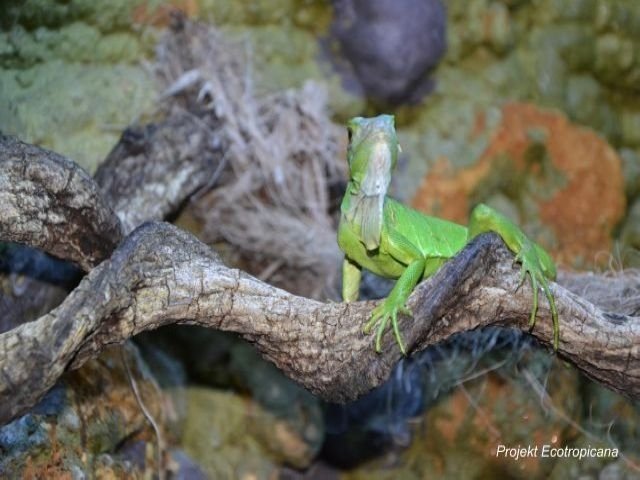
xmin=153 ymin=18 xmax=346 ymax=298
xmin=559 ymin=267 xmax=640 ymax=316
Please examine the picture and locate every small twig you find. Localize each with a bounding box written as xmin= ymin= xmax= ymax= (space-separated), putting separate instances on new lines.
xmin=120 ymin=347 xmax=167 ymax=480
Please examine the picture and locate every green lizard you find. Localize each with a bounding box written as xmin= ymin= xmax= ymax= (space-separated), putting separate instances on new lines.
xmin=338 ymin=114 xmax=558 ymax=354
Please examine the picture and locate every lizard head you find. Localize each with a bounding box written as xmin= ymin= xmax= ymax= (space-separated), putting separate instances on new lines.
xmin=343 ymin=114 xmax=401 ymax=250
xmin=346 ymin=114 xmax=400 ymax=196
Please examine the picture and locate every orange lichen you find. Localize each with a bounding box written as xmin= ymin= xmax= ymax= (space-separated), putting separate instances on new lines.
xmin=470 ymin=110 xmax=487 ymax=141
xmin=412 ymin=102 xmax=626 ymax=267
xmin=132 ymin=0 xmax=200 ymax=27
xmin=420 ymin=371 xmax=574 ymax=477
xmin=411 ymin=154 xmax=494 ymax=224
xmin=22 ymin=424 xmax=73 ymax=480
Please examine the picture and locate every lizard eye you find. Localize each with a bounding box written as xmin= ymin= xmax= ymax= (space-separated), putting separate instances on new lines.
xmin=347 ymin=126 xmax=353 ymax=143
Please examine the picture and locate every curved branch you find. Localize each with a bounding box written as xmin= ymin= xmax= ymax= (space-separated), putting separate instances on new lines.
xmin=0 ymin=110 xmax=225 ymax=273
xmin=94 ymin=111 xmax=225 ymax=235
xmin=1 ymin=136 xmax=639 ymax=427
xmin=0 ymin=135 xmax=123 ymax=270
xmin=1 ymin=222 xmax=638 ymax=426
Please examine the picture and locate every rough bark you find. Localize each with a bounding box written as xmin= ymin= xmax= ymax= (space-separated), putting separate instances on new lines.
xmin=1 ymin=112 xmax=225 ymax=333
xmin=1 ymin=137 xmax=639 ymax=427
xmin=1 ymin=221 xmax=639 ymax=425
xmin=0 ymin=112 xmax=224 ymax=273
xmin=0 ymin=135 xmax=123 ymax=271
xmin=94 ymin=111 xmax=225 ymax=235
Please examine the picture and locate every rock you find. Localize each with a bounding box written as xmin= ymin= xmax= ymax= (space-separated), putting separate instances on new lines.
xmin=116 ymin=441 xmax=210 ymax=479
xmin=0 ymin=244 xmax=78 ymax=333
xmin=281 ymin=462 xmax=341 ymax=480
xmin=581 ymin=378 xmax=640 ymax=455
xmin=330 ymin=0 xmax=447 ymax=104
xmin=135 ymin=340 xmax=188 ymax=440
xmin=621 ymin=197 xmax=640 ymax=267
xmin=0 ymin=343 xmax=179 ymax=477
xmin=167 ymin=448 xmax=210 ymax=480
xmin=139 ymin=327 xmax=325 ymax=460
xmin=547 ymin=437 xmax=636 ymax=479
xmin=411 ymin=102 xmax=626 ymax=268
xmin=228 ymin=341 xmax=323 ymax=436
xmin=0 ymin=0 xmax=158 ymax=173
xmin=344 ymin=351 xmax=582 ymax=479
xmin=182 ymin=387 xmax=322 ymax=478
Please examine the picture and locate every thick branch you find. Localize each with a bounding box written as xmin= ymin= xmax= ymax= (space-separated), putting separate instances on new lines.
xmin=0 ymin=110 xmax=225 ymax=274
xmin=1 ymin=135 xmax=639 ymax=428
xmin=1 ymin=223 xmax=638 ymax=426
xmin=94 ymin=111 xmax=225 ymax=235
xmin=0 ymin=136 xmax=123 ymax=270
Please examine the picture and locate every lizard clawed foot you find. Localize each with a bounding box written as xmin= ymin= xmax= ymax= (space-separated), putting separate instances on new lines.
xmin=363 ymin=298 xmax=412 ymax=355
xmin=514 ymin=242 xmax=559 ymax=349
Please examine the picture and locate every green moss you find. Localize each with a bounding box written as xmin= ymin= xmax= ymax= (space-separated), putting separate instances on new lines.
xmin=422 ymin=0 xmax=640 ymax=140
xmin=541 ymin=0 xmax=599 ymax=23
xmin=95 ymin=31 xmax=147 ymax=63
xmin=1 ymin=14 xmax=156 ymax=68
xmin=196 ymin=0 xmax=330 ymax=32
xmin=0 ymin=61 xmax=155 ymax=172
xmin=182 ymin=388 xmax=281 ymax=478
xmin=0 ymin=0 xmax=162 ymax=172
xmin=620 ymin=148 xmax=640 ymax=198
xmin=0 ymin=0 xmax=162 ymax=32
xmin=220 ymin=23 xmax=363 ymax=118
xmin=397 ymin=0 xmax=640 ymax=208
xmin=596 ymin=0 xmax=640 ymax=38
xmin=0 ymin=0 xmax=347 ymax=173
xmin=620 ymin=198 xmax=640 ymax=267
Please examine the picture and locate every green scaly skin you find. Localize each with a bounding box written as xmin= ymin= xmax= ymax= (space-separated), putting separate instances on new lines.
xmin=338 ymin=115 xmax=559 ymax=354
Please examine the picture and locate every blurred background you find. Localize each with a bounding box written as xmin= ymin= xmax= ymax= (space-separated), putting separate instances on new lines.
xmin=1 ymin=0 xmax=639 ymax=478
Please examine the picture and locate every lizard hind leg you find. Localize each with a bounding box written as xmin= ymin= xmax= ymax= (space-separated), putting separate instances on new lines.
xmin=515 ymin=246 xmax=559 ymax=348
xmin=468 ymin=203 xmax=560 ymax=349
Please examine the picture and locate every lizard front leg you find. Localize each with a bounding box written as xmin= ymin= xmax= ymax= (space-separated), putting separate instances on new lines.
xmin=364 ymin=229 xmax=425 ymax=354
xmin=363 ymin=258 xmax=424 ymax=354
xmin=342 ymin=257 xmax=362 ymax=302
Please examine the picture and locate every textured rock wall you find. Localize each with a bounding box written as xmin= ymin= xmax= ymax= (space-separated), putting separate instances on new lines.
xmin=0 ymin=0 xmax=158 ymax=172
xmin=403 ymin=0 xmax=640 ymax=266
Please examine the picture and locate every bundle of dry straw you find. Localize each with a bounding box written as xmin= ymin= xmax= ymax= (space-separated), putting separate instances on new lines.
xmin=154 ymin=18 xmax=346 ymax=298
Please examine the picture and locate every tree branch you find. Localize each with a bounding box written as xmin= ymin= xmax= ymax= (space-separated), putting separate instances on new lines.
xmin=0 ymin=135 xmax=123 ymax=270
xmin=1 ymin=136 xmax=639 ymax=428
xmin=94 ymin=110 xmax=225 ymax=235
xmin=0 ymin=221 xmax=639 ymax=426
xmin=0 ymin=110 xmax=225 ymax=273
